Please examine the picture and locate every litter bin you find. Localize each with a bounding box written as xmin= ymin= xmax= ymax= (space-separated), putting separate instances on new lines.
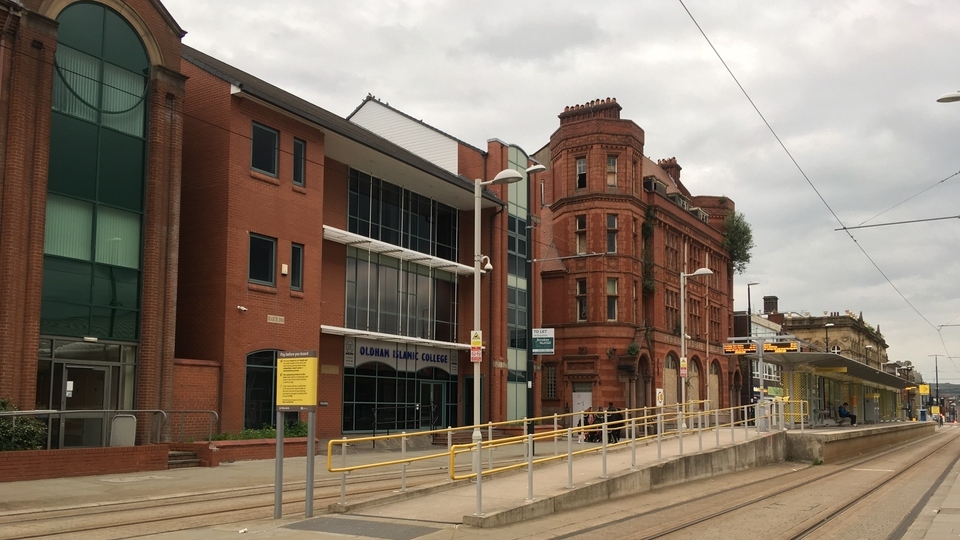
xmin=920 ymin=409 xmax=927 ymax=422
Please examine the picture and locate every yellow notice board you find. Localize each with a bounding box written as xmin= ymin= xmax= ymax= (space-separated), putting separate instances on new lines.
xmin=919 ymin=384 xmax=930 ymax=396
xmin=277 ymin=350 xmax=318 ymax=411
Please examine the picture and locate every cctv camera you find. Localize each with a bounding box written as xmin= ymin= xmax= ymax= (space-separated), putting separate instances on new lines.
xmin=483 ymin=261 xmax=493 ymax=272
xmin=237 ymin=306 xmax=248 ymax=312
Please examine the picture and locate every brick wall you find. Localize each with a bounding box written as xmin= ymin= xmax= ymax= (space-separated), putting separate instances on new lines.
xmin=0 ymin=444 xmax=169 ymax=482
xmin=171 ymin=359 xmax=221 ymax=440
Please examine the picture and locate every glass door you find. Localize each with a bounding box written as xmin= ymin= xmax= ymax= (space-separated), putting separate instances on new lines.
xmin=59 ymin=365 xmax=109 ymax=447
xmin=420 ymin=382 xmax=445 ymax=429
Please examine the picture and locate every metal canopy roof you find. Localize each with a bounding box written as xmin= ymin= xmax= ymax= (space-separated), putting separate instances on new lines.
xmin=750 ymin=352 xmax=912 ymax=390
xmin=321 ymin=325 xmax=470 ymax=350
xmin=323 ymin=226 xmax=475 ymax=276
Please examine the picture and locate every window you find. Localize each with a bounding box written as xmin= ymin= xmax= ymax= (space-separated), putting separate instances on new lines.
xmin=606 ymin=278 xmax=618 ymax=321
xmin=576 ymin=157 xmax=587 ymax=189
xmin=290 ymin=243 xmax=304 ymax=291
xmin=665 ymin=230 xmax=680 ymax=271
xmin=575 ymin=215 xmax=587 ymax=255
xmin=665 ymin=289 xmax=680 ymax=334
xmin=606 ymin=155 xmax=617 ymax=187
xmin=293 ymin=138 xmax=306 ymax=187
xmin=543 ymin=364 xmax=557 ymax=399
xmin=244 ymin=350 xmax=299 ymax=429
xmin=606 ymin=214 xmax=618 ymax=253
xmin=576 ymin=279 xmax=587 ymax=321
xmin=249 ymin=233 xmax=276 ymax=286
xmin=251 ymin=123 xmax=279 ymax=176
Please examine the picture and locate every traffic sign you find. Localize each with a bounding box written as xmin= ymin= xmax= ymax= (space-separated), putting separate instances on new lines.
xmin=470 ymin=330 xmax=482 ymax=348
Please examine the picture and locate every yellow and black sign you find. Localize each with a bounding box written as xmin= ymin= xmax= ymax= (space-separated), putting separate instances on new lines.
xmin=763 ymin=341 xmax=799 ymax=353
xmin=277 ymin=350 xmax=318 ymax=411
xmin=723 ymin=343 xmax=757 ymax=355
xmin=919 ymin=384 xmax=930 ymax=396
xmin=723 ymin=341 xmax=799 ymax=354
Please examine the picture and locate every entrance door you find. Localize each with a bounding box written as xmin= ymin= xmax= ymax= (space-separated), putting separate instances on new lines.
xmin=420 ymin=382 xmax=445 ymax=429
xmin=572 ymin=389 xmax=592 ymax=429
xmin=60 ymin=365 xmax=109 ymax=447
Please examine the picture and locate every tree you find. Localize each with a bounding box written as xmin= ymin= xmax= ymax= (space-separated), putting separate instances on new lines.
xmin=723 ymin=211 xmax=754 ymax=275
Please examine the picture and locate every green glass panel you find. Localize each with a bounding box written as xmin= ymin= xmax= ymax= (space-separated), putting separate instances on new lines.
xmin=40 ymin=301 xmax=89 ymax=337
xmin=42 ymin=257 xmax=92 ymax=304
xmin=94 ymin=207 xmax=141 ymax=269
xmin=55 ymin=3 xmax=104 ymax=58
xmin=44 ymin=195 xmax=93 ymax=260
xmin=103 ymin=10 xmax=148 ymax=73
xmin=48 ymin=113 xmax=98 ymax=199
xmin=90 ymin=307 xmax=138 ymax=340
xmin=92 ymin=264 xmax=140 ymax=310
xmin=98 ymin=130 xmax=144 ymax=210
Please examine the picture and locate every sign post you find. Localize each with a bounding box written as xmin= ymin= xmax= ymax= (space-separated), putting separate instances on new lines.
xmin=274 ymin=350 xmax=318 ymax=518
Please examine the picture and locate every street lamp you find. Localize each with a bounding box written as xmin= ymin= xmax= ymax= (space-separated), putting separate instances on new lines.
xmin=824 ymin=322 xmax=835 ymax=353
xmin=680 ymin=267 xmax=713 ymax=421
xmin=524 ymin=164 xmax=546 ymax=453
xmin=472 ymin=168 xmax=524 ymax=447
xmin=746 ymin=282 xmax=759 ymax=319
xmin=937 ymin=91 xmax=960 ymax=103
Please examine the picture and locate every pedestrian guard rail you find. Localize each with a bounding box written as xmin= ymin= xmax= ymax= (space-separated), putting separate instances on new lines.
xmin=325 ymin=399 xmax=810 ymax=508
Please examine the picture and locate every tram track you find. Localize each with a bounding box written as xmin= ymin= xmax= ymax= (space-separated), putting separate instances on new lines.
xmin=551 ymin=428 xmax=960 ymax=540
xmin=0 ymin=466 xmax=459 ymax=539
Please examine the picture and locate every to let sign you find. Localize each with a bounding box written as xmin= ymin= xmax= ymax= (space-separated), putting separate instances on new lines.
xmin=276 ymin=350 xmax=318 ymax=411
xmin=532 ymin=328 xmax=555 ymax=355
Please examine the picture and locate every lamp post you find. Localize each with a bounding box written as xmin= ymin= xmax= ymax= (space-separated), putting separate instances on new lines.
xmin=472 ymin=169 xmax=523 ymax=447
xmin=680 ymin=268 xmax=713 ymax=420
xmin=524 ymin=164 xmax=546 ymax=453
xmin=746 ymin=281 xmax=759 ymax=320
xmin=824 ymin=322 xmax=835 ymax=353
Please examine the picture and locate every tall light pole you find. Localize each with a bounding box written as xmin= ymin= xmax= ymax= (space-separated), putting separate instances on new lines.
xmin=746 ymin=281 xmax=759 ymax=320
xmin=824 ymin=322 xmax=835 ymax=353
xmin=472 ymin=169 xmax=523 ymax=447
xmin=524 ymin=164 xmax=546 ymax=451
xmin=680 ymin=268 xmax=713 ymax=418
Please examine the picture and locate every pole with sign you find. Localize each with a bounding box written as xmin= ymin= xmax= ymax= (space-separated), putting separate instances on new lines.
xmin=274 ymin=350 xmax=318 ymax=518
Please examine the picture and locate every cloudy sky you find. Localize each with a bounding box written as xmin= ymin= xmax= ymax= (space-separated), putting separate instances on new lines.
xmin=162 ymin=0 xmax=960 ymax=384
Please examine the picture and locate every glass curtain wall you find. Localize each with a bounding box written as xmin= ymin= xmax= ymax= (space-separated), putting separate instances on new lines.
xmin=505 ymin=146 xmax=530 ymax=420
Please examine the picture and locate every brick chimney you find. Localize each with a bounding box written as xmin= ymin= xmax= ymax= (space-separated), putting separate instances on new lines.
xmin=763 ymin=296 xmax=779 ymax=315
xmin=558 ymin=97 xmax=621 ymax=125
xmin=657 ymin=157 xmax=681 ymax=183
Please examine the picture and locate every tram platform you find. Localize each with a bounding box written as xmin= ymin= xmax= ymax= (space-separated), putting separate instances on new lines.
xmin=0 ymin=422 xmax=948 ymax=539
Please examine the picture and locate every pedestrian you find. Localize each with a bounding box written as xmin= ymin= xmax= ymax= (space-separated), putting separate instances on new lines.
xmin=838 ymin=402 xmax=857 ymax=426
xmin=608 ymin=402 xmax=623 ymax=443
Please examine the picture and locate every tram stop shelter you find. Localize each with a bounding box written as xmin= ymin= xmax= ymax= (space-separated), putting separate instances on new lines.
xmin=748 ymin=351 xmax=913 ymax=427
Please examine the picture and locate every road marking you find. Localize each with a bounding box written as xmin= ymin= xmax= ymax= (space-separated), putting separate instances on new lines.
xmin=852 ymin=468 xmax=894 ymax=472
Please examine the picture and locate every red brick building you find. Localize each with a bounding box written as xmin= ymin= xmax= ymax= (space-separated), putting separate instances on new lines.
xmin=531 ymin=98 xmax=740 ymax=419
xmin=0 ymin=0 xmax=185 ymax=446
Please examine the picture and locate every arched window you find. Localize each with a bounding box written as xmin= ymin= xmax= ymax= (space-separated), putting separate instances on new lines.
xmin=41 ymin=2 xmax=149 ymax=340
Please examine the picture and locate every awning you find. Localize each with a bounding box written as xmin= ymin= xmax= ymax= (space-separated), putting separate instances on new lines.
xmin=324 ymin=226 xmax=474 ymax=276
xmin=321 ymin=325 xmax=470 ymax=350
xmin=748 ymin=352 xmax=912 ymax=390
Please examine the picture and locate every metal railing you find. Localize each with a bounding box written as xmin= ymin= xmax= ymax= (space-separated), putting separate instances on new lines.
xmin=164 ymin=409 xmax=220 ymax=442
xmin=0 ymin=409 xmax=167 ymax=449
xmin=323 ymin=399 xmax=807 ymax=509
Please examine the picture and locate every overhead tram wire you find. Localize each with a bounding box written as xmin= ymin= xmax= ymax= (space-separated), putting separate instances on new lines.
xmin=678 ymin=0 xmax=941 ymax=334
xmin=858 ymin=169 xmax=960 ymax=227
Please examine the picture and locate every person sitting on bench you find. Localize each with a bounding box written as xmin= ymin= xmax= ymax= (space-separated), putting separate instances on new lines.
xmin=838 ymin=403 xmax=857 ymax=426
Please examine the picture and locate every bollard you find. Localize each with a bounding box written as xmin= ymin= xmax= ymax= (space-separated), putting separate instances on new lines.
xmin=715 ymin=409 xmax=720 ymax=448
xmin=554 ymin=414 xmax=559 ymax=457
xmin=657 ymin=412 xmax=663 ymax=461
xmin=630 ymin=417 xmax=638 ymax=470
xmin=678 ymin=403 xmax=684 ymax=456
xmin=600 ymin=418 xmax=608 ymax=479
xmin=698 ymin=411 xmax=703 ymax=452
xmin=566 ymin=427 xmax=574 ymax=489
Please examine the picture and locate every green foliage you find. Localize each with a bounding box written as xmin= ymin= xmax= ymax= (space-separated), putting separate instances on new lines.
xmin=210 ymin=421 xmax=310 ymax=441
xmin=0 ymin=398 xmax=48 ymax=452
xmin=626 ymin=342 xmax=641 ymax=357
xmin=723 ymin=211 xmax=755 ymax=275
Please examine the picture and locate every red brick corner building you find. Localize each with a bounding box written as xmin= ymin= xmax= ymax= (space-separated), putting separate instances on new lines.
xmin=532 ymin=98 xmax=740 ymax=417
